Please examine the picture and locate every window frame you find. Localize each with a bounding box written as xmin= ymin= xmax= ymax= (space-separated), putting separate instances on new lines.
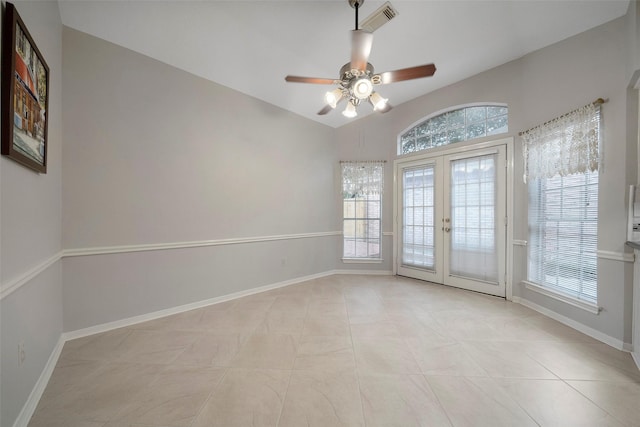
xmin=342 ymin=192 xmax=382 ymax=262
xmin=398 ymin=103 xmax=509 ymax=156
xmin=525 ymin=170 xmax=600 ymax=313
xmin=341 ymin=162 xmax=384 ymax=263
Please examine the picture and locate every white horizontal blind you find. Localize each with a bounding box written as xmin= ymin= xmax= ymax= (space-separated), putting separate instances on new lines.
xmin=528 ymin=170 xmax=599 ymax=303
xmin=402 ymin=165 xmax=436 ymax=269
xmin=524 ymin=101 xmax=601 ymax=304
xmin=342 ymin=161 xmax=384 ymax=259
xmin=450 ymin=154 xmax=498 ymax=283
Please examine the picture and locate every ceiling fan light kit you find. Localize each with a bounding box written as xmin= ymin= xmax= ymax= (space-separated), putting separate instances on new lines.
xmin=343 ymin=101 xmax=358 ymax=118
xmin=284 ymin=0 xmax=436 ymax=119
xmin=325 ymin=88 xmax=344 ymax=109
xmin=370 ymin=92 xmax=388 ymax=111
xmin=353 ymin=77 xmax=373 ymax=99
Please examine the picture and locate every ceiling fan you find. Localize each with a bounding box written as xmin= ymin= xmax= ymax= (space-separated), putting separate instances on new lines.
xmin=284 ymin=0 xmax=436 ymax=118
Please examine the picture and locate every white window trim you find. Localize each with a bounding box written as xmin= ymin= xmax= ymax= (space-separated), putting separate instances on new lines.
xmin=523 ymin=280 xmax=601 ymax=315
xmin=341 ymin=161 xmax=385 ymax=260
xmin=342 ymin=258 xmax=384 ymax=264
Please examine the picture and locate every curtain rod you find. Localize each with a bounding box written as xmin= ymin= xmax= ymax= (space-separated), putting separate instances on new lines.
xmin=518 ymin=98 xmax=607 ymax=136
xmin=339 ymin=160 xmax=387 ymax=163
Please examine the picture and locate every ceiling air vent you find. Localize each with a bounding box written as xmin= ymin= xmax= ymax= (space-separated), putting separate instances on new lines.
xmin=359 ymin=2 xmax=398 ymax=33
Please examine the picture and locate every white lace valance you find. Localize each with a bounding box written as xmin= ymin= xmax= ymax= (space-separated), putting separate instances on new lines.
xmin=341 ymin=161 xmax=385 ymax=198
xmin=521 ymin=102 xmax=601 ymax=182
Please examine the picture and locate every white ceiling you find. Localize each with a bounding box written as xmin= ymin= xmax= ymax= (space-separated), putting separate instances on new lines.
xmin=58 ymin=0 xmax=630 ymax=128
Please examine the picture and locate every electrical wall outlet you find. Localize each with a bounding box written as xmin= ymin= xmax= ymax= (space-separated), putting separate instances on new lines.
xmin=18 ymin=341 xmax=26 ymax=366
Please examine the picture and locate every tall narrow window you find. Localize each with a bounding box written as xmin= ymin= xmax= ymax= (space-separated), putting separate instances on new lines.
xmin=523 ymin=101 xmax=601 ymax=307
xmin=528 ymin=172 xmax=598 ymax=303
xmin=342 ymin=161 xmax=384 ymax=260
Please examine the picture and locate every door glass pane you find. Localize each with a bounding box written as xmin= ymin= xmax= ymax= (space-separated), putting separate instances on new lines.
xmin=449 ymin=154 xmax=498 ymax=283
xmin=402 ymin=165 xmax=436 ymax=270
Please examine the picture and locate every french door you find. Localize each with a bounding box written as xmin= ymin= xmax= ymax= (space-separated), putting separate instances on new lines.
xmin=396 ymin=145 xmax=507 ymax=297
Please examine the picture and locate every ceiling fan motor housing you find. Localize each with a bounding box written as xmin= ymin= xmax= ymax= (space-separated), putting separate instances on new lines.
xmin=339 ymin=62 xmax=376 ymax=102
xmin=340 ymin=62 xmax=374 ymax=80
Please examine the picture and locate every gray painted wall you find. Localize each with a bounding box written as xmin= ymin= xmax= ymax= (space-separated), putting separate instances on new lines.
xmin=628 ymin=1 xmax=640 ymax=186
xmin=336 ymin=16 xmax=636 ymax=344
xmin=627 ymin=0 xmax=639 ymax=78
xmin=519 ymin=16 xmax=633 ymax=343
xmin=61 ymin=27 xmax=340 ymax=331
xmin=0 ymin=1 xmax=63 ymax=426
xmin=2 ymin=3 xmax=638 ymax=427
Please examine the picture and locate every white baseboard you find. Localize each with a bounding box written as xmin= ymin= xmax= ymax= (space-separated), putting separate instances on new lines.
xmin=12 ymin=336 xmax=65 ymax=427
xmin=632 ymin=351 xmax=640 ymax=371
xmin=512 ymin=296 xmax=628 ymax=351
xmin=332 ymin=269 xmax=393 ymax=275
xmin=64 ymin=270 xmax=340 ymax=341
xmin=64 ymin=269 xmax=393 ymax=341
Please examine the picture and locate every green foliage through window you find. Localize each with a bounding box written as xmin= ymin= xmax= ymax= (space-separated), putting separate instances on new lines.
xmin=400 ymin=105 xmax=508 ymax=155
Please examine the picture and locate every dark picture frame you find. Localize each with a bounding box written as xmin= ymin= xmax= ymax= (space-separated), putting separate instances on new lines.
xmin=1 ymin=2 xmax=49 ymax=173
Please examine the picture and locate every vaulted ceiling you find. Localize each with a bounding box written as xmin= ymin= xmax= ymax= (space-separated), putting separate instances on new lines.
xmin=58 ymin=0 xmax=630 ymax=128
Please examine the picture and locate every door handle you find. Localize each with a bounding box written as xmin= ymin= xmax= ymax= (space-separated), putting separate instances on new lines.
xmin=444 ymin=227 xmax=451 ymax=232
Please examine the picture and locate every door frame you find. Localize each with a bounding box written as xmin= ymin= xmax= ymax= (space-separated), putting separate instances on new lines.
xmin=393 ymin=136 xmax=515 ymax=300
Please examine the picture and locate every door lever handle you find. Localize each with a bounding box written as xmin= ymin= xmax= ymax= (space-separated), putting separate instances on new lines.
xmin=444 ymin=227 xmax=451 ymax=232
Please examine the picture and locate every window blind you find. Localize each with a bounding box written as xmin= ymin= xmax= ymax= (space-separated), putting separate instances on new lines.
xmin=450 ymin=154 xmax=499 ymax=283
xmin=523 ymin=100 xmax=602 ymax=304
xmin=528 ymin=172 xmax=598 ymax=303
xmin=402 ymin=165 xmax=436 ymax=269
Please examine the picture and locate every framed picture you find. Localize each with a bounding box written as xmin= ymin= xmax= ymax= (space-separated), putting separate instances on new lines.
xmin=1 ymin=2 xmax=49 ymax=173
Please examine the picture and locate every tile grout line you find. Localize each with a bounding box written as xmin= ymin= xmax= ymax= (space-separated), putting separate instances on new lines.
xmin=345 ymin=279 xmax=369 ymax=427
xmin=274 ymin=369 xmax=294 ymax=427
xmin=186 ymin=366 xmax=230 ymax=427
xmin=274 ymin=287 xmax=312 ymax=426
xmin=561 ymin=378 xmax=633 ymax=426
xmin=420 ymin=375 xmax=462 ymax=427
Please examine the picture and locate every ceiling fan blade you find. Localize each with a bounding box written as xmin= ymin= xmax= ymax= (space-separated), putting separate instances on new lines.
xmin=350 ymin=30 xmax=373 ymax=72
xmin=375 ymin=64 xmax=436 ymax=85
xmin=285 ymin=76 xmax=339 ymax=85
xmin=317 ymin=105 xmax=334 ymax=115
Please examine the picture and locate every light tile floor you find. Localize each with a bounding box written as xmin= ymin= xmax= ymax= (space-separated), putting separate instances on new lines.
xmin=29 ymin=275 xmax=640 ymax=426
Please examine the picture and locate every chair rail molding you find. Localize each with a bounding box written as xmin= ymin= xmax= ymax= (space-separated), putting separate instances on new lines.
xmin=1 ymin=252 xmax=63 ymax=300
xmin=1 ymin=231 xmax=342 ymax=300
xmin=596 ymin=250 xmax=635 ymax=263
xmin=63 ymin=231 xmax=342 ymax=257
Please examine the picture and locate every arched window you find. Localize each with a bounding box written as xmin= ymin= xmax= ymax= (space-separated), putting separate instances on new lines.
xmin=399 ymin=104 xmax=508 ymax=155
